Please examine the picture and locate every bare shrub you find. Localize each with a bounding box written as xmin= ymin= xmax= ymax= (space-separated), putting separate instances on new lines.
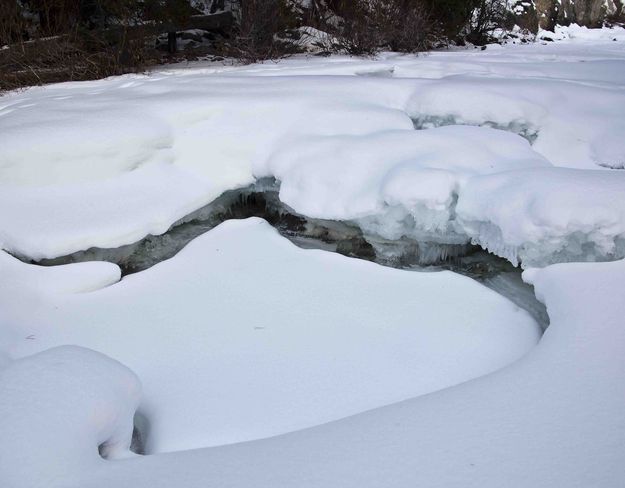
xmin=378 ymin=0 xmax=439 ymax=52
xmin=426 ymin=0 xmax=477 ymax=40
xmin=321 ymin=0 xmax=438 ymax=55
xmin=466 ymin=0 xmax=508 ymax=45
xmin=0 ymin=1 xmax=164 ymax=92
xmin=223 ymin=0 xmax=301 ymax=62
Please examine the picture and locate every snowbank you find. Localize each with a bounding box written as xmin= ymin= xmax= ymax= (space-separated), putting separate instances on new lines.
xmin=0 ymin=76 xmax=415 ymax=259
xmin=95 ymin=260 xmax=625 ymax=488
xmin=405 ymin=76 xmax=625 ymax=171
xmin=261 ymin=126 xmax=549 ymax=243
xmin=458 ymin=167 xmax=625 ymax=267
xmin=0 ymin=218 xmax=540 ymax=453
xmin=1 ymin=36 xmax=625 ymax=266
xmin=10 ymin=259 xmax=624 ymax=488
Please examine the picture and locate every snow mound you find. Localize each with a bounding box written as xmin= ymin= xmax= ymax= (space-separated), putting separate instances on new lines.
xmin=0 ymin=248 xmax=120 ymax=294
xmin=0 ymin=163 xmax=216 ymax=260
xmin=406 ymin=77 xmax=625 ymax=171
xmin=0 ymin=76 xmax=416 ymax=259
xmin=44 ymin=257 xmax=625 ymax=488
xmin=0 ymin=346 xmax=140 ymax=488
xmin=1 ymin=218 xmax=541 ymax=453
xmin=262 ymin=126 xmax=550 ymax=243
xmin=457 ymin=168 xmax=625 ymax=267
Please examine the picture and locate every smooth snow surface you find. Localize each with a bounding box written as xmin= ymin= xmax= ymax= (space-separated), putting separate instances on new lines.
xmin=3 ymin=257 xmax=624 ymax=488
xmin=2 ymin=26 xmax=625 ymax=266
xmin=0 ymin=218 xmax=540 ymax=453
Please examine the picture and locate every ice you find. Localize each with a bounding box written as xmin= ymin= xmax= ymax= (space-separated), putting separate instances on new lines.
xmin=412 ymin=115 xmax=539 ymax=144
xmin=457 ymin=167 xmax=625 ymax=267
xmin=0 ymin=218 xmax=541 ymax=454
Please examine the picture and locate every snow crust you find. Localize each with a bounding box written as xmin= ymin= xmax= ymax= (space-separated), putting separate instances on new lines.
xmin=0 ymin=218 xmax=540 ymax=453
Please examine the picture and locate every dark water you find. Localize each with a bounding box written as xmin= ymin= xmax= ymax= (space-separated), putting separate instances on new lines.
xmin=30 ymin=179 xmax=548 ymax=329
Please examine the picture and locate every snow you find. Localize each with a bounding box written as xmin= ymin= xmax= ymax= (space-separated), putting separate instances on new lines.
xmin=0 ymin=76 xmax=415 ymax=259
xmin=261 ymin=126 xmax=549 ymax=243
xmin=0 ymin=346 xmax=140 ymax=488
xmin=457 ymin=167 xmax=625 ymax=267
xmin=1 ymin=29 xmax=625 ymax=265
xmin=1 ymin=26 xmax=625 ymax=488
xmin=4 ymin=257 xmax=624 ymax=488
xmin=0 ymin=218 xmax=540 ymax=453
xmin=546 ymin=23 xmax=625 ymax=42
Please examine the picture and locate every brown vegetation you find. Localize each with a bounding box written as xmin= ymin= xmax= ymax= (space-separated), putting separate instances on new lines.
xmin=0 ymin=0 xmax=518 ymax=92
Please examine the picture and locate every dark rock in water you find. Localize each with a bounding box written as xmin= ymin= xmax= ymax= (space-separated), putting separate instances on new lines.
xmin=336 ymin=237 xmax=376 ymax=261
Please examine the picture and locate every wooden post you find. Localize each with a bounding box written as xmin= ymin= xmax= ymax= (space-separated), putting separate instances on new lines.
xmin=167 ymin=31 xmax=177 ymax=53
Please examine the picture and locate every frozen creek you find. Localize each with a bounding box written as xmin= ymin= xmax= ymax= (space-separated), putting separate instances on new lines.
xmin=5 ymin=26 xmax=625 ymax=487
xmin=32 ymin=179 xmax=549 ymax=329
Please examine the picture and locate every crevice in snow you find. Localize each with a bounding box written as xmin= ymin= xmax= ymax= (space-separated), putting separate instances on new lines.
xmin=130 ymin=411 xmax=150 ymax=456
xmin=98 ymin=412 xmax=148 ymax=458
xmin=411 ymin=115 xmax=540 ymax=144
xmin=21 ymin=179 xmax=548 ymax=329
xmin=354 ymin=67 xmax=395 ymax=78
xmin=27 ymin=179 xmax=475 ymax=274
xmin=595 ymin=160 xmax=625 ymax=170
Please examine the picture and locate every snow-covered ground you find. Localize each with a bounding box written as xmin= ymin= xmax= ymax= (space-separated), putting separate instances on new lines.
xmin=1 ymin=24 xmax=624 ymax=488
xmin=1 ymin=218 xmax=540 ymax=454
xmin=1 ymin=26 xmax=625 ymax=266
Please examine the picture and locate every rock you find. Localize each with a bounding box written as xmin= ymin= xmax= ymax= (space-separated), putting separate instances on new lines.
xmin=336 ymin=237 xmax=376 ymax=261
xmin=510 ymin=0 xmax=623 ymax=32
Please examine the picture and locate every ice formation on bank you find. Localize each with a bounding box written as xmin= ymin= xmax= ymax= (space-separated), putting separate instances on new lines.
xmin=457 ymin=167 xmax=625 ymax=267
